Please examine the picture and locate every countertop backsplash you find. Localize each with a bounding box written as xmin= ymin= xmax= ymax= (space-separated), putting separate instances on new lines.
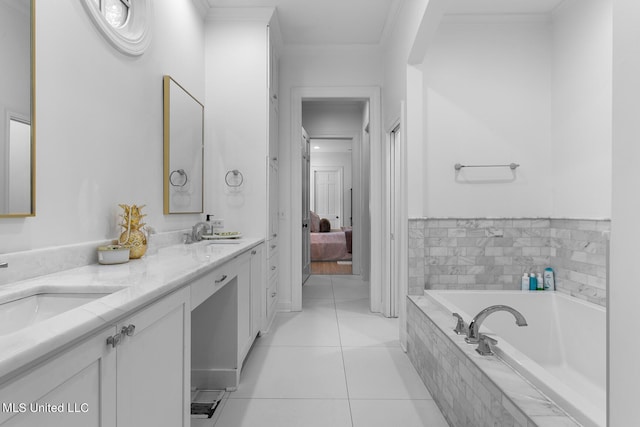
xmin=0 ymin=229 xmax=188 ymax=287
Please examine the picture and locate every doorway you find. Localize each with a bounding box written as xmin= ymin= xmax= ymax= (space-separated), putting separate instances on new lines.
xmin=303 ymin=101 xmax=364 ymax=279
xmin=290 ymin=87 xmax=383 ymax=314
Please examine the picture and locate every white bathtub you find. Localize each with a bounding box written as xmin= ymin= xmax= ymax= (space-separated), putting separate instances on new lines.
xmin=424 ymin=290 xmax=605 ymax=427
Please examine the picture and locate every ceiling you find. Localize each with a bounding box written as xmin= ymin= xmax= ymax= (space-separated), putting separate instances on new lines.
xmin=445 ymin=0 xmax=566 ymax=15
xmin=205 ymin=0 xmax=400 ymax=46
xmin=204 ymin=0 xmax=566 ymax=46
xmin=310 ymin=138 xmax=353 ymax=154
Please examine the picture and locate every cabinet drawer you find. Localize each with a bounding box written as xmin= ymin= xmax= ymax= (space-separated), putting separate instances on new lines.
xmin=267 ymin=255 xmax=278 ymax=281
xmin=267 ymin=238 xmax=278 ymax=259
xmin=190 ymin=263 xmax=236 ymax=310
xmin=266 ymin=274 xmax=278 ymax=319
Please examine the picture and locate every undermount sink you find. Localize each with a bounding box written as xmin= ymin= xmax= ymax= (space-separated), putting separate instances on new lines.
xmin=0 ymin=292 xmax=111 ymax=336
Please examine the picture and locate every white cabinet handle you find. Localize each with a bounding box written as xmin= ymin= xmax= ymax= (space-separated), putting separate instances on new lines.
xmin=215 ymin=275 xmax=228 ymax=283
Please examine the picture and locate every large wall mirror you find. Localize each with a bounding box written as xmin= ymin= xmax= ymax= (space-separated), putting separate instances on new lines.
xmin=0 ymin=0 xmax=35 ymax=217
xmin=163 ymin=76 xmax=204 ymax=214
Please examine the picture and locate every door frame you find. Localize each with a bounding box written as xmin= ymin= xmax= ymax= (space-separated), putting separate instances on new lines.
xmin=290 ymin=86 xmax=382 ymax=313
xmin=384 ymin=109 xmax=407 ymax=322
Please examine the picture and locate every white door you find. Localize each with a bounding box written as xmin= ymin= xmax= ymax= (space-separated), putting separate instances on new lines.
xmin=386 ymin=124 xmax=402 ymax=318
xmin=302 ymin=129 xmax=311 ymax=282
xmin=312 ymin=166 xmax=343 ymax=230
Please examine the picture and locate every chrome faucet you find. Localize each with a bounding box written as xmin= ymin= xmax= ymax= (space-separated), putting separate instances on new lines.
xmin=191 ymin=222 xmax=211 ymax=242
xmin=465 ymin=305 xmax=527 ymax=344
xmin=452 ymin=313 xmax=467 ymax=335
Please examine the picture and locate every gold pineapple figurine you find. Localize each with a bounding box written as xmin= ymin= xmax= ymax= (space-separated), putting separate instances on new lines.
xmin=118 ymin=204 xmax=147 ymax=259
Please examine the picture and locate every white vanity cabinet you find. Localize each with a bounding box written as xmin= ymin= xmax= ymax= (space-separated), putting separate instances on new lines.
xmin=250 ymin=244 xmax=264 ymax=337
xmin=0 ymin=327 xmax=117 ymax=427
xmin=115 ymin=287 xmax=190 ymax=427
xmin=0 ymin=287 xmax=190 ymax=427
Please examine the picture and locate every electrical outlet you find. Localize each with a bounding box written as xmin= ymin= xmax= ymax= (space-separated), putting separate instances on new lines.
xmin=211 ymin=219 xmax=224 ymax=229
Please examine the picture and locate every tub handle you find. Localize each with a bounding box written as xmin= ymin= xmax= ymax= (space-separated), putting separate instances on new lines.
xmin=452 ymin=313 xmax=467 ymax=335
xmin=475 ymin=334 xmax=498 ymax=356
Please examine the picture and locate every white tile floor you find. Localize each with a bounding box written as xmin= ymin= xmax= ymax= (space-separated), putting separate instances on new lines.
xmin=193 ymin=275 xmax=449 ymax=427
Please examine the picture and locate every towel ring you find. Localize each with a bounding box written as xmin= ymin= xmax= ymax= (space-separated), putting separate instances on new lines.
xmin=169 ymin=169 xmax=188 ymax=187
xmin=225 ymin=169 xmax=244 ymax=187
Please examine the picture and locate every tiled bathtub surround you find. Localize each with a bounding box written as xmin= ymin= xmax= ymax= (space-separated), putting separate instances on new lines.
xmin=408 ymin=218 xmax=609 ymax=306
xmin=550 ymin=219 xmax=609 ymax=305
xmin=407 ymin=296 xmax=580 ymax=427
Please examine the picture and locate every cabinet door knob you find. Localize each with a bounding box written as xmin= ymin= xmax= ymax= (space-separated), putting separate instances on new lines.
xmin=271 ymin=266 xmax=276 ymax=271
xmin=122 ymin=324 xmax=136 ymax=337
xmin=106 ymin=333 xmax=122 ymax=348
xmin=215 ymin=274 xmax=228 ymax=283
xmin=251 ymin=250 xmax=257 ymax=255
xmin=271 ymin=244 xmax=277 ymax=249
xmin=271 ymin=292 xmax=277 ymax=298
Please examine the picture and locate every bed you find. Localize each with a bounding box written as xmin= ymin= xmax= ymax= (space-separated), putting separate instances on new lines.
xmin=309 ymin=212 xmax=352 ymax=262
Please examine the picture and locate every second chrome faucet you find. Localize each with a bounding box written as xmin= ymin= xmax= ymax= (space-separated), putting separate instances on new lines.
xmin=454 ymin=305 xmax=528 ymax=356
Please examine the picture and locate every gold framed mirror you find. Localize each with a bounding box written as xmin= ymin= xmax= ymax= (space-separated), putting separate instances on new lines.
xmin=163 ymin=76 xmax=204 ymax=214
xmin=0 ymin=0 xmax=36 ymax=217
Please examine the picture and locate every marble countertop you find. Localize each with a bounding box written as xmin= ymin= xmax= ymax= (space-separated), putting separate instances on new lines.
xmin=0 ymin=238 xmax=263 ymax=383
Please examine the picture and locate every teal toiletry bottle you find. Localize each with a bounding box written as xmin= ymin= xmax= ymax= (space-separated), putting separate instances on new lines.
xmin=521 ymin=273 xmax=529 ymax=291
xmin=543 ymin=267 xmax=555 ymax=291
xmin=536 ymin=273 xmax=544 ymax=290
xmin=529 ymin=273 xmax=537 ymax=291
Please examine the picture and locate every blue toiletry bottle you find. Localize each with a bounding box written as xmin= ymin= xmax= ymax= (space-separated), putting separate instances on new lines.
xmin=543 ymin=267 xmax=555 ymax=291
xmin=529 ymin=273 xmax=537 ymax=291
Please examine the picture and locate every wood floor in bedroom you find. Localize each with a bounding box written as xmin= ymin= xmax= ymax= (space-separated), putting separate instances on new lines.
xmin=310 ymin=261 xmax=352 ymax=275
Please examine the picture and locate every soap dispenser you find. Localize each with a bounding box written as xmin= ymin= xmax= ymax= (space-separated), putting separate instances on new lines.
xmin=521 ymin=273 xmax=529 ymax=291
xmin=205 ymin=214 xmax=214 ymax=236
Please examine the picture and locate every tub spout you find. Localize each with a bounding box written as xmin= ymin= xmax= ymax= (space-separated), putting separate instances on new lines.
xmin=465 ymin=304 xmax=527 ymax=344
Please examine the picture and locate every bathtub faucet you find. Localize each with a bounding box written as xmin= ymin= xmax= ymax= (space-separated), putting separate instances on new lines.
xmin=465 ymin=305 xmax=527 ymax=344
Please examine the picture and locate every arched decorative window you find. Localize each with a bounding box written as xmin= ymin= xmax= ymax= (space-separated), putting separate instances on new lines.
xmin=83 ymin=0 xmax=151 ymax=56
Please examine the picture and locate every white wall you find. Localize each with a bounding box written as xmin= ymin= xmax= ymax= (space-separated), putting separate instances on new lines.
xmin=204 ymin=11 xmax=271 ymax=238
xmin=422 ymin=16 xmax=553 ymax=218
xmin=0 ymin=0 xmax=205 ymax=253
xmin=278 ymin=46 xmax=382 ymax=307
xmin=302 ymin=102 xmax=364 ymax=136
xmin=610 ymin=0 xmax=640 ymax=423
xmin=551 ymin=0 xmax=612 ymax=219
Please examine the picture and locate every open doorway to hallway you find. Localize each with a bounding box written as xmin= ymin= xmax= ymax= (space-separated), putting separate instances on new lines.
xmin=301 ymin=99 xmax=369 ymax=278
xmin=290 ymin=86 xmax=382 ymax=315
